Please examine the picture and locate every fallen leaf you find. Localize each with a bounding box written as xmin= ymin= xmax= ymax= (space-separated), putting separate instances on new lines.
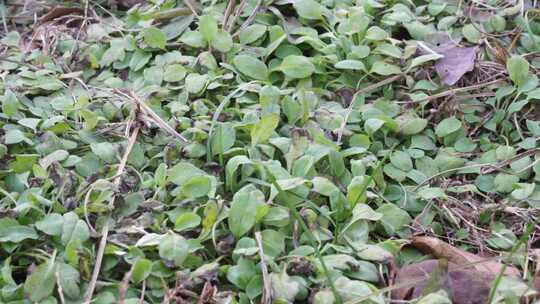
xmin=37 ymin=6 xmax=84 ymax=25
xmin=410 ymin=236 xmax=520 ymax=277
xmin=421 ymin=35 xmax=478 ymax=85
xmin=392 ymin=259 xmax=495 ymax=304
xmin=435 ymin=46 xmax=477 ymax=86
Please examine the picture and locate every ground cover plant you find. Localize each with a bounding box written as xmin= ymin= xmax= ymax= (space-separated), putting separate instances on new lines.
xmin=1 ymin=0 xmax=540 ymax=303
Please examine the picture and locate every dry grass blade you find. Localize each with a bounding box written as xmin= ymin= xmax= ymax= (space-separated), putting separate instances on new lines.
xmin=222 ymin=0 xmax=236 ymax=30
xmin=414 ymin=78 xmax=505 ymax=103
xmin=226 ymin=0 xmax=248 ymax=32
xmin=55 ymin=271 xmax=66 ymax=304
xmin=255 ymin=231 xmax=273 ymax=304
xmin=114 ymin=89 xmax=189 ymax=144
xmin=183 ymin=0 xmax=200 ymax=17
xmin=118 ymin=269 xmax=133 ymax=304
xmin=84 ymin=126 xmax=141 ymax=304
xmin=232 ymin=0 xmax=261 ymax=37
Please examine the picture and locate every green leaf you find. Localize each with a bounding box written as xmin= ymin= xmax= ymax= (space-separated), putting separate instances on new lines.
xmin=227 ymin=257 xmax=257 ymax=289
xmin=5 ymin=129 xmax=30 ymax=145
xmin=0 ymin=218 xmax=38 ymax=243
xmin=175 ymin=212 xmax=202 ymax=231
xmin=418 ymin=187 xmax=447 ymax=200
xmin=346 ymin=176 xmax=369 ymax=205
xmin=507 ymin=56 xmax=529 ymax=88
xmin=163 ymin=64 xmax=187 ymax=82
xmin=185 ymin=73 xmax=208 ymax=94
xmin=159 ymin=232 xmax=189 ymax=266
xmin=56 ymin=263 xmax=80 ymax=299
xmin=494 ymin=173 xmax=519 ymax=193
xmin=61 ymin=212 xmax=90 ymax=245
xmin=239 ymin=24 xmax=267 ymax=44
xmin=261 ymin=229 xmax=285 ymax=257
xmin=355 ymin=244 xmax=393 ymax=262
xmin=199 ymin=15 xmax=218 ymax=43
xmin=233 ymin=54 xmax=268 ymax=80
xmin=90 ymin=142 xmax=117 ymax=163
xmin=2 ymin=89 xmax=19 ymax=117
xmin=417 ymin=291 xmax=452 ymax=304
xmin=181 ymin=176 xmax=212 ymax=198
xmin=365 ymin=26 xmax=388 ymax=40
xmin=383 ymin=164 xmax=407 ymax=182
xmin=370 ymin=61 xmax=401 ymax=75
xmin=129 ymin=49 xmax=152 ymax=71
xmin=24 ymin=258 xmax=56 ymax=301
xmin=251 ymin=114 xmax=280 ymax=146
xmin=1 ymin=31 xmax=20 ymax=46
xmin=390 ymin=151 xmax=413 ymax=171
xmin=144 ymin=65 xmax=164 ymax=85
xmin=211 ymin=123 xmax=236 ymax=155
xmin=169 ymin=162 xmax=207 ymax=186
xmin=462 ymin=24 xmax=481 ymax=43
xmin=228 ymin=187 xmax=265 ymax=238
xmin=293 ymin=0 xmax=323 ymax=20
xmin=374 ymin=43 xmax=402 ymax=58
xmin=143 ymin=27 xmax=167 ymax=49
xmin=335 ymin=60 xmax=365 ymax=71
xmin=100 ymin=38 xmax=126 ymax=66
xmin=338 ymin=14 xmax=370 ymax=35
xmin=81 ymin=109 xmax=98 ymax=130
xmin=212 ymin=30 xmax=233 ymax=52
xmin=279 ymin=55 xmax=315 ymax=79
xmin=180 ymin=30 xmax=207 ymax=48
xmin=408 ymin=54 xmax=443 ymax=70
xmin=131 ymin=258 xmax=152 ymax=283
xmin=396 ymin=115 xmax=427 ymax=135
xmin=376 ymin=203 xmax=412 ymax=236
xmin=36 ymin=213 xmax=64 ymax=236
xmin=270 ymin=271 xmax=301 ymax=302
xmin=334 ymin=276 xmax=384 ymax=302
xmin=435 ymin=117 xmax=461 ymax=137
xmin=511 ymin=183 xmax=535 ymax=200
xmin=352 ymin=203 xmax=382 ymax=221
xmin=263 ymin=206 xmax=290 ymax=227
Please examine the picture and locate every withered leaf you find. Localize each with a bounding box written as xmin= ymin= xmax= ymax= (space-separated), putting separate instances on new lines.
xmin=421 ymin=34 xmax=478 ymax=85
xmin=37 ymin=6 xmax=84 ymax=25
xmin=410 ymin=236 xmax=520 ymax=277
xmin=435 ymin=46 xmax=477 ymax=86
xmin=392 ymin=260 xmax=495 ymax=304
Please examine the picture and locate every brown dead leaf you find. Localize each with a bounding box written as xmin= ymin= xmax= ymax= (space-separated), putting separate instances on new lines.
xmin=411 ymin=236 xmax=521 ymax=277
xmin=37 ymin=6 xmax=84 ymax=25
xmin=198 ymin=282 xmax=217 ymax=304
xmin=392 ymin=259 xmax=495 ymax=304
xmin=435 ymin=46 xmax=478 ymax=86
xmin=421 ymin=34 xmax=477 ymax=86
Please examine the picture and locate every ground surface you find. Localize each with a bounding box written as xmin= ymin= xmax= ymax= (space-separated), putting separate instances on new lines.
xmin=1 ymin=0 xmax=540 ymax=303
